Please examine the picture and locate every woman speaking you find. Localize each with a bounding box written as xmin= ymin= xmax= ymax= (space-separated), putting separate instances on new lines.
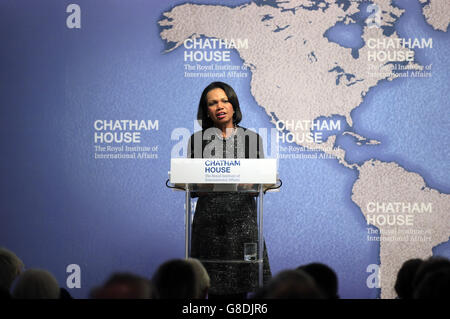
xmin=187 ymin=81 xmax=271 ymax=299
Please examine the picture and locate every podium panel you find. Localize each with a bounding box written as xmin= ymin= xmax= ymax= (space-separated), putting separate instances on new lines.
xmin=170 ymin=158 xmax=277 ymax=184
xmin=167 ymin=159 xmax=280 ymax=288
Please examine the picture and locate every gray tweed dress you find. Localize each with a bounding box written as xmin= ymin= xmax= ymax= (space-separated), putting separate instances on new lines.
xmin=188 ymin=126 xmax=272 ymax=295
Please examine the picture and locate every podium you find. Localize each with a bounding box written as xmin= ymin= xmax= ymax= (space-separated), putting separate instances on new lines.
xmin=167 ymin=158 xmax=280 ymax=288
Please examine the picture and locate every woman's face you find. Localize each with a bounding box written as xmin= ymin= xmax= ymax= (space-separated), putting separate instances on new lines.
xmin=206 ymin=88 xmax=234 ymax=128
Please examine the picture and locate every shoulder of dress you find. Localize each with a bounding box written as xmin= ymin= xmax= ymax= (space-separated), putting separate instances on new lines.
xmin=237 ymin=126 xmax=260 ymax=137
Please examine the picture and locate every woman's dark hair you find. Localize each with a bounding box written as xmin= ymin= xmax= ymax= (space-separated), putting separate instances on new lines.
xmin=197 ymin=81 xmax=242 ymax=129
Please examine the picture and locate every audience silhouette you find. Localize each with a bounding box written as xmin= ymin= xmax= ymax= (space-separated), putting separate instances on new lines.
xmin=297 ymin=262 xmax=339 ymax=299
xmin=90 ymin=272 xmax=155 ymax=299
xmin=0 ymin=247 xmax=24 ymax=299
xmin=1 ymin=246 xmax=449 ymax=299
xmin=12 ymin=269 xmax=60 ymax=299
xmin=394 ymin=258 xmax=423 ymax=299
xmin=253 ymin=269 xmax=324 ymax=299
xmin=152 ymin=258 xmax=198 ymax=299
xmin=186 ymin=258 xmax=210 ymax=299
xmin=411 ymin=257 xmax=450 ymax=299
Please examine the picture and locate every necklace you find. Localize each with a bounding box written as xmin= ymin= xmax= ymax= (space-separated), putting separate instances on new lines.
xmin=216 ymin=124 xmax=237 ymax=140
